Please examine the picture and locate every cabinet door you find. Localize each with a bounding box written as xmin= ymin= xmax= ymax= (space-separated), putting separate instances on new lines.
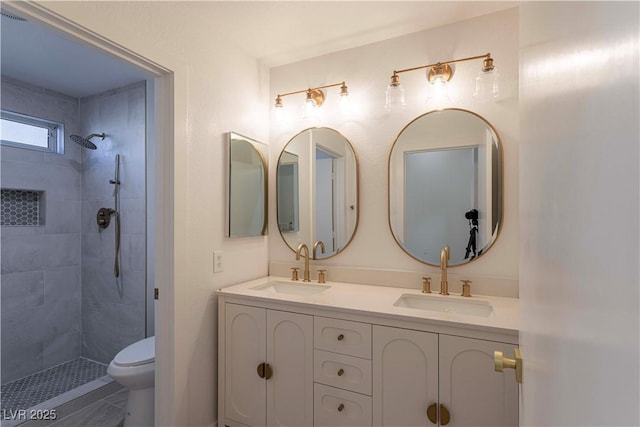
xmin=373 ymin=326 xmax=438 ymax=427
xmin=439 ymin=335 xmax=518 ymax=426
xmin=266 ymin=310 xmax=314 ymax=427
xmin=225 ymin=304 xmax=267 ymax=426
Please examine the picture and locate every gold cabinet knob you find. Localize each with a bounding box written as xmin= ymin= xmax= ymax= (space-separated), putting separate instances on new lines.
xmin=494 ymin=348 xmax=523 ymax=383
xmin=337 ymin=334 xmax=345 ymax=341
xmin=337 ymin=403 xmax=345 ymax=412
xmin=337 ymin=368 xmax=345 ymax=376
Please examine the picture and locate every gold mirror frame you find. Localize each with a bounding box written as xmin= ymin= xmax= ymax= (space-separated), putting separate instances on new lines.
xmin=387 ymin=108 xmax=504 ymax=267
xmin=276 ymin=127 xmax=360 ymax=259
xmin=226 ymin=131 xmax=268 ymax=237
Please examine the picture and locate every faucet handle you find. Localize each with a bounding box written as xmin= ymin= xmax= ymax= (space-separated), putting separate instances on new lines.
xmin=461 ymin=280 xmax=472 ymax=297
xmin=317 ymin=269 xmax=326 ymax=284
xmin=291 ymin=267 xmax=299 ymax=281
xmin=422 ymin=277 xmax=431 ymax=293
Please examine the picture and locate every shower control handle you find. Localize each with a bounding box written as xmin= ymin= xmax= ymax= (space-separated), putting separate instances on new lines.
xmin=97 ymin=208 xmax=115 ymax=229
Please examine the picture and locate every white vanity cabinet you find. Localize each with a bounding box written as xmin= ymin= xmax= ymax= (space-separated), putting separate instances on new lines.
xmin=218 ymin=279 xmax=519 ymax=427
xmin=221 ymin=303 xmax=313 ymax=427
xmin=373 ymin=325 xmax=518 ymax=427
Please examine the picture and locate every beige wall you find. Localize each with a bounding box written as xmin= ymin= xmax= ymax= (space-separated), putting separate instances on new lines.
xmin=269 ymin=8 xmax=519 ymax=283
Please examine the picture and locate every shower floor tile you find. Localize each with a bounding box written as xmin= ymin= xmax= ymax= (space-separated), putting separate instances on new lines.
xmin=1 ymin=358 xmax=108 ymax=413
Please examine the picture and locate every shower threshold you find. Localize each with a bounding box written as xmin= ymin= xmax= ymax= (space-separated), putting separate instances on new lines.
xmin=1 ymin=358 xmax=121 ymax=427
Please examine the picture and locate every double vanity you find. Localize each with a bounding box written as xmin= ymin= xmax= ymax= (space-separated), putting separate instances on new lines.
xmin=217 ymin=275 xmax=519 ymax=427
xmin=221 ymin=108 xmax=516 ymax=426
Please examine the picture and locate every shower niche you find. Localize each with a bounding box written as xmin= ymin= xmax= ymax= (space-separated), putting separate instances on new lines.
xmin=0 ymin=188 xmax=45 ymax=226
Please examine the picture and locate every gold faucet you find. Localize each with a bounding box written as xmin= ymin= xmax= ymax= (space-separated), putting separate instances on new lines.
xmin=295 ymin=243 xmax=311 ymax=282
xmin=313 ymin=240 xmax=325 ymax=259
xmin=440 ymin=245 xmax=450 ymax=295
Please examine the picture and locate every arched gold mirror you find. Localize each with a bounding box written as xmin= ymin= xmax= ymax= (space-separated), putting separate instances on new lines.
xmin=277 ymin=127 xmax=358 ymax=259
xmin=388 ymin=109 xmax=503 ymax=266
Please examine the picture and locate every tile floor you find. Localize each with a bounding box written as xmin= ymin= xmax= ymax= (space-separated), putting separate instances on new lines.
xmin=1 ymin=359 xmax=107 ymax=414
xmin=0 ymin=357 xmax=128 ymax=427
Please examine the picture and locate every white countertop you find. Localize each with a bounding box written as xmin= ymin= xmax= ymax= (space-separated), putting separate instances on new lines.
xmin=217 ymin=276 xmax=519 ymax=337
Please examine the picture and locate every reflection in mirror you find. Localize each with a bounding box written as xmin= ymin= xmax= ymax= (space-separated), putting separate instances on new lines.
xmin=277 ymin=127 xmax=358 ymax=259
xmin=227 ymin=132 xmax=267 ymax=237
xmin=389 ymin=109 xmax=502 ymax=266
xmin=277 ymin=151 xmax=299 ymax=232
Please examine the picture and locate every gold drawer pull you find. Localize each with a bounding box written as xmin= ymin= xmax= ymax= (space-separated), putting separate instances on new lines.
xmin=337 ymin=403 xmax=345 ymax=412
xmin=337 ymin=368 xmax=345 ymax=376
xmin=337 ymin=334 xmax=345 ymax=341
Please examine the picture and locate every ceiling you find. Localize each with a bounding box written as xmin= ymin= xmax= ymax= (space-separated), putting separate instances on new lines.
xmin=0 ymin=2 xmax=516 ymax=98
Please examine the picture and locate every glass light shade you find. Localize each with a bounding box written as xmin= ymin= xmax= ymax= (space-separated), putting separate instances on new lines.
xmin=385 ymin=82 xmax=406 ymax=111
xmin=303 ymin=97 xmax=318 ymax=119
xmin=472 ymin=67 xmax=501 ymax=103
xmin=274 ymin=104 xmax=287 ymax=123
xmin=426 ymin=76 xmax=451 ymax=110
xmin=339 ymin=92 xmax=352 ymax=114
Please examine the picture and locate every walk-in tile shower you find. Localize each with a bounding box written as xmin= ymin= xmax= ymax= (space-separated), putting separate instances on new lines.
xmin=0 ymin=77 xmax=150 ymax=420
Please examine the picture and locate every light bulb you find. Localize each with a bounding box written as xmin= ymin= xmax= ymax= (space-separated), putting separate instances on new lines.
xmin=339 ymin=92 xmax=352 ymax=114
xmin=426 ymin=75 xmax=451 ymax=110
xmin=274 ymin=104 xmax=288 ymax=124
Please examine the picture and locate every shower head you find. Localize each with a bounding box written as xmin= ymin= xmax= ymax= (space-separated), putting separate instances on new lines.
xmin=70 ymin=133 xmax=105 ymax=150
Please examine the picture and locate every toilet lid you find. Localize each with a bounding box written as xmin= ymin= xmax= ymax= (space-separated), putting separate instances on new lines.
xmin=114 ymin=336 xmax=155 ymax=367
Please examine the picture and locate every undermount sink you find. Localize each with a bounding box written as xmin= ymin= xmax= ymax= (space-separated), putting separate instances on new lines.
xmin=393 ymin=293 xmax=494 ymax=317
xmin=251 ymin=281 xmax=330 ymax=296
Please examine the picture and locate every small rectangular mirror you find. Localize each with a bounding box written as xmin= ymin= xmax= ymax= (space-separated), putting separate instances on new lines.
xmin=226 ymin=132 xmax=268 ymax=237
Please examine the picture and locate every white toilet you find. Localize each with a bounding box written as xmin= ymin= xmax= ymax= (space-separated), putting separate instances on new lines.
xmin=108 ymin=336 xmax=155 ymax=427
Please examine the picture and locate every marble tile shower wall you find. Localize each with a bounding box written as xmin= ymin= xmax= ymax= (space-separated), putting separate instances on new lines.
xmin=79 ymin=82 xmax=146 ymax=364
xmin=1 ymin=77 xmax=83 ymax=383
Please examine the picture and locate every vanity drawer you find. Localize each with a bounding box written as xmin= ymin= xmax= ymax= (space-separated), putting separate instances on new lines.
xmin=314 ymin=383 xmax=372 ymax=427
xmin=314 ymin=317 xmax=372 ymax=359
xmin=314 ymin=350 xmax=372 ymax=395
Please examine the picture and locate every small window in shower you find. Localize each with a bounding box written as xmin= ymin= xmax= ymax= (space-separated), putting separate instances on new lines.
xmin=0 ymin=109 xmax=64 ymax=154
xmin=1 ymin=189 xmax=44 ymax=226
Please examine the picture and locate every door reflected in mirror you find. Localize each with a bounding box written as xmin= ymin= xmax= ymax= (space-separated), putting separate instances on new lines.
xmin=389 ymin=109 xmax=502 ymax=266
xmin=276 ymin=127 xmax=358 ymax=259
xmin=277 ymin=151 xmax=299 ymax=232
xmin=227 ymin=132 xmax=267 ymax=237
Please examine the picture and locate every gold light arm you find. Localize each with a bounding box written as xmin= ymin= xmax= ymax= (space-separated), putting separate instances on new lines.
xmin=275 ymin=81 xmax=348 ymax=107
xmin=392 ymin=53 xmax=493 ymax=76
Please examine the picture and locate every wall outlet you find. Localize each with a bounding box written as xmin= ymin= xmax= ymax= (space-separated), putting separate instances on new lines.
xmin=214 ymin=250 xmax=224 ymax=273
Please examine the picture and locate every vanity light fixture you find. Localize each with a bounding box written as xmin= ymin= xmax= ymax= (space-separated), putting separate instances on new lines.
xmin=274 ymin=81 xmax=350 ymax=119
xmin=385 ymin=53 xmax=500 ymax=111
